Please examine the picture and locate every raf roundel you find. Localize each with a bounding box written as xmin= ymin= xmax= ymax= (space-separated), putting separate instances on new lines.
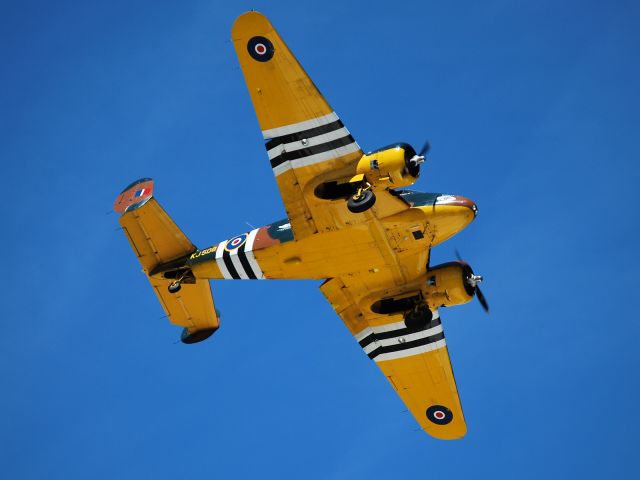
xmin=426 ymin=405 xmax=453 ymax=425
xmin=225 ymin=234 xmax=248 ymax=252
xmin=247 ymin=36 xmax=275 ymax=62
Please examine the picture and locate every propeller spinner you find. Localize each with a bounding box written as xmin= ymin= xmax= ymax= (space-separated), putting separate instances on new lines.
xmin=455 ymin=249 xmax=490 ymax=313
xmin=408 ymin=140 xmax=431 ymax=166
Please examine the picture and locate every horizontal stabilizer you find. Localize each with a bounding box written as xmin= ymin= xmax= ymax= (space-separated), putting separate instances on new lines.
xmin=118 ymin=195 xmax=195 ymax=273
xmin=117 ymin=181 xmax=220 ymax=343
xmin=149 ymin=274 xmax=220 ymax=343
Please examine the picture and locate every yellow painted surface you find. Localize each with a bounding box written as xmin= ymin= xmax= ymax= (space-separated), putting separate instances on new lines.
xmin=149 ymin=276 xmax=220 ymax=332
xmin=320 ymin=278 xmax=466 ymax=439
xmin=356 ymin=146 xmax=416 ymax=189
xmin=232 ymin=11 xmax=332 ymax=131
xmin=119 ymin=198 xmax=195 ymax=272
xmin=120 ymin=189 xmax=474 ymax=440
xmin=378 ymin=348 xmax=467 ymax=439
xmin=192 ymin=201 xmax=475 ymax=282
xmin=416 ymin=204 xmax=477 ymax=246
xmin=119 ymin=10 xmax=481 ymax=440
xmin=231 ymin=11 xmax=410 ymax=241
xmin=119 ymin=199 xmax=219 ymax=333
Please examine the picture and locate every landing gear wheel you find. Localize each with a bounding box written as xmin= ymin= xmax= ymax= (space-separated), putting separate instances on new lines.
xmin=404 ymin=307 xmax=433 ymax=331
xmin=347 ymin=189 xmax=376 ymax=213
xmin=168 ymin=281 xmax=182 ymax=294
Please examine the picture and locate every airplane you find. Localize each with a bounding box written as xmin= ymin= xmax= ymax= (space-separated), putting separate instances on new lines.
xmin=114 ymin=11 xmax=488 ymax=440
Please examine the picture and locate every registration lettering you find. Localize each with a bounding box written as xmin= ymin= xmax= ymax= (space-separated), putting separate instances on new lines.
xmin=190 ymin=246 xmax=217 ymax=260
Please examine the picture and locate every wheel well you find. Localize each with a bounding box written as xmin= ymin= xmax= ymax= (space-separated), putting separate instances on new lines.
xmin=371 ymin=294 xmax=422 ymax=314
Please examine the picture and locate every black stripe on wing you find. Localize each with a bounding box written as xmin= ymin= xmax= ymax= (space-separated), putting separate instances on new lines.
xmin=265 ymin=119 xmax=345 ymax=150
xmin=270 ymin=134 xmax=356 ymax=168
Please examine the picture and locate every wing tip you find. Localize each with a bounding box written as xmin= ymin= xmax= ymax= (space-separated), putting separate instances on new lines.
xmin=424 ymin=423 xmax=467 ymax=440
xmin=232 ymin=10 xmax=271 ymax=37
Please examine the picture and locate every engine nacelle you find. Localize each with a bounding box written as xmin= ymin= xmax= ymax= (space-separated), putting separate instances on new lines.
xmin=355 ymin=143 xmax=420 ymax=189
xmin=424 ymin=262 xmax=475 ymax=310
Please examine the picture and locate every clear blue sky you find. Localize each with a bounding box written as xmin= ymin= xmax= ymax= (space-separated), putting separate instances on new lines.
xmin=2 ymin=0 xmax=639 ymax=478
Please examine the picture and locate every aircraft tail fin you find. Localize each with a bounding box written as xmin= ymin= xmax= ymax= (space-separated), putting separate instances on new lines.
xmin=116 ymin=178 xmax=220 ymax=343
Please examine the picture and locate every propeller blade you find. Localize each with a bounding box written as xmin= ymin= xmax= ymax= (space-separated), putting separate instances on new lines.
xmin=455 ymin=248 xmax=489 ymax=313
xmin=418 ymin=140 xmax=431 ymax=157
xmin=476 ymin=286 xmax=489 ymax=313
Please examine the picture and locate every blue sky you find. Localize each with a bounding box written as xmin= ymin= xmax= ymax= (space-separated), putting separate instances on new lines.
xmin=1 ymin=0 xmax=639 ymax=478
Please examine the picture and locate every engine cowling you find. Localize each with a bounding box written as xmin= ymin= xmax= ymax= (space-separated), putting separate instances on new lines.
xmin=424 ymin=262 xmax=475 ymax=310
xmin=355 ymin=143 xmax=421 ymax=189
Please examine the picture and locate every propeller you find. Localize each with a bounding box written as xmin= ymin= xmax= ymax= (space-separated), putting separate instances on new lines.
xmin=455 ymin=249 xmax=490 ymax=313
xmin=408 ymin=141 xmax=431 ymax=167
xmin=418 ymin=140 xmax=431 ymax=157
xmin=475 ymin=286 xmax=489 ymax=313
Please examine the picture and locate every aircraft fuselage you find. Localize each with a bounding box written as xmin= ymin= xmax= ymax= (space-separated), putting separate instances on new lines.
xmin=186 ymin=191 xmax=477 ymax=286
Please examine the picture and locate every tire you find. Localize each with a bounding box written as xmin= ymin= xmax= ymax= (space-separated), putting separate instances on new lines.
xmin=404 ymin=307 xmax=433 ymax=331
xmin=347 ymin=189 xmax=376 ymax=213
xmin=168 ymin=282 xmax=182 ymax=294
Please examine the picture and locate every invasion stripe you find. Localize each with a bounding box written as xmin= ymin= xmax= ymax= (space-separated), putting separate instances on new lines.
xmin=265 ymin=119 xmax=345 ymax=151
xmin=262 ymin=112 xmax=339 ymax=139
xmin=215 ymin=241 xmax=233 ymax=279
xmin=358 ymin=318 xmax=442 ymax=349
xmin=267 ymin=126 xmax=351 ymax=161
xmin=229 ymin=248 xmax=249 ymax=279
xmin=367 ymin=331 xmax=446 ymax=360
xmin=222 ymin=250 xmax=241 ymax=279
xmin=237 ymin=244 xmax=257 ymax=279
xmin=270 ymin=134 xmax=355 ymax=168
xmin=245 ymin=229 xmax=264 ymax=279
xmin=355 ymin=312 xmax=441 ymax=341
xmin=363 ymin=324 xmax=443 ymax=355
xmin=272 ymin=142 xmax=361 ymax=177
xmin=214 ymin=230 xmax=265 ymax=280
xmin=375 ymin=338 xmax=447 ymax=362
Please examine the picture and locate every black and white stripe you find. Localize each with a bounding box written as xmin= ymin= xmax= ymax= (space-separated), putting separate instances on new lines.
xmin=215 ymin=229 xmax=264 ymax=280
xmin=355 ymin=312 xmax=446 ymax=362
xmin=262 ymin=112 xmax=361 ymax=176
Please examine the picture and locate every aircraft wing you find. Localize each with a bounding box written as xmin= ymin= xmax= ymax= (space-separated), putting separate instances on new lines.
xmin=320 ymin=278 xmax=467 ymax=439
xmin=232 ymin=12 xmax=408 ymax=240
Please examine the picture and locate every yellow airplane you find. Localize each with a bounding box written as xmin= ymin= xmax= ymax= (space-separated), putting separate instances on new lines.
xmin=114 ymin=11 xmax=488 ymax=440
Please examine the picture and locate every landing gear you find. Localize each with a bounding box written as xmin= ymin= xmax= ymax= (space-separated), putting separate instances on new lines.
xmin=347 ymin=184 xmax=376 ymax=213
xmin=167 ymin=269 xmax=194 ymax=294
xmin=404 ymin=306 xmax=433 ymax=331
xmin=168 ymin=281 xmax=182 ymax=293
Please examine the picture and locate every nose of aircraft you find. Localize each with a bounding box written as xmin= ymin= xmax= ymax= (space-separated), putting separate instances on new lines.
xmin=434 ymin=194 xmax=478 ymax=217
xmin=416 ymin=194 xmax=478 ymax=246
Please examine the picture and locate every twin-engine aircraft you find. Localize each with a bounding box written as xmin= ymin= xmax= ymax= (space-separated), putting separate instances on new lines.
xmin=115 ymin=11 xmax=488 ymax=440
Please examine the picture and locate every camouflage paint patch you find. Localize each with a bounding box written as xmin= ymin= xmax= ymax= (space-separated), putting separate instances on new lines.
xmin=253 ymin=218 xmax=294 ymax=250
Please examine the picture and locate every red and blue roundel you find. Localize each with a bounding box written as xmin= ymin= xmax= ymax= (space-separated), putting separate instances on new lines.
xmin=247 ymin=36 xmax=274 ymax=62
xmin=113 ymin=178 xmax=154 ymax=213
xmin=426 ymin=405 xmax=453 ymax=425
xmin=225 ymin=234 xmax=248 ymax=251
